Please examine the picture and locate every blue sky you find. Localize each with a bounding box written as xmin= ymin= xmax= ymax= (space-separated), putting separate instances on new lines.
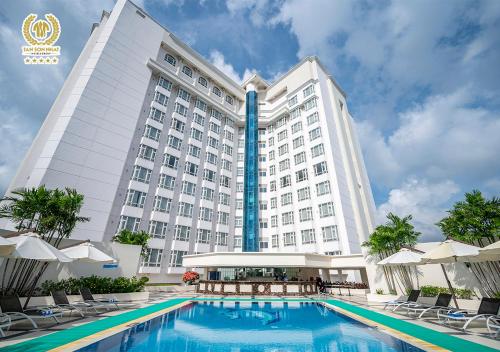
xmin=0 ymin=0 xmax=499 ymax=241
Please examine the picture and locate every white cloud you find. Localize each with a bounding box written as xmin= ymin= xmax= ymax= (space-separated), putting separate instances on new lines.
xmin=376 ymin=178 xmax=460 ymax=241
xmin=209 ymin=50 xmax=255 ymax=84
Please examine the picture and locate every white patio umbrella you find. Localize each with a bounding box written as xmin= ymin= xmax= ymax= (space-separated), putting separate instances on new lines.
xmin=61 ymin=242 xmax=116 ymax=263
xmin=377 ymin=248 xmax=423 ymax=266
xmin=7 ymin=232 xmax=73 ymax=262
xmin=478 ymin=240 xmax=500 ymax=259
xmin=0 ymin=236 xmax=16 ymax=256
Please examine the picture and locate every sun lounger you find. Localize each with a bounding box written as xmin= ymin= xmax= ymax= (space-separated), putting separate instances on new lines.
xmin=486 ymin=315 xmax=500 ymax=338
xmin=0 ymin=313 xmax=11 ymax=337
xmin=383 ymin=289 xmax=420 ymax=311
xmin=401 ymin=293 xmax=454 ymax=318
xmin=80 ymin=288 xmax=119 ymax=310
xmin=438 ymin=297 xmax=500 ymax=331
xmin=51 ymin=290 xmax=91 ymax=316
xmin=0 ymin=295 xmax=63 ymax=329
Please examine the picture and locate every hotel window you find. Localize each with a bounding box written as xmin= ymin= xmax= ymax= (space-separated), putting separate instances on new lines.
xmin=281 ymin=192 xmax=293 ymax=206
xmin=125 ymin=189 xmax=146 ymax=208
xmin=270 ymin=197 xmax=277 ymax=208
xmin=204 ymin=169 xmax=216 ymax=182
xmin=190 ymin=128 xmax=203 ymax=141
xmin=201 ymin=187 xmax=214 ymax=201
xmin=184 ymin=162 xmax=198 ymax=176
xmin=132 ymin=165 xmax=152 ymax=184
xmin=153 ymin=196 xmax=171 ymax=213
xmin=211 ymin=108 xmax=223 ymax=121
xmin=238 ymin=127 xmax=245 ymax=135
xmin=212 ymin=86 xmax=222 ymax=97
xmin=295 ymin=168 xmax=308 ymax=183
xmin=307 ymin=112 xmax=319 ymax=126
xmin=198 ymin=76 xmax=208 ymax=87
xmin=206 ymin=152 xmax=218 ymax=165
xmin=174 ymin=225 xmax=190 ymax=241
xmin=187 ymin=144 xmax=201 ymax=158
xmin=304 ymin=97 xmax=317 ymax=111
xmin=283 ymin=232 xmax=296 ymax=246
xmin=277 ymin=130 xmax=288 ymax=142
xmin=223 ymin=144 xmax=233 ymax=156
xmin=259 ymin=201 xmax=267 ymax=210
xmin=293 ymin=136 xmax=304 ymax=149
xmin=164 ymin=53 xmax=176 ymax=66
xmin=297 ymin=186 xmax=310 ymax=201
xmin=280 ymin=175 xmax=291 ymax=188
xmin=199 ymin=207 xmax=213 ymax=222
xmin=182 ymin=65 xmax=192 ymax=78
xmin=294 ymin=151 xmax=306 ymax=165
xmin=196 ymin=229 xmax=211 ymax=243
xmin=138 ymin=144 xmax=156 ymax=162
xmin=220 ymin=175 xmax=231 ymax=188
xmin=269 ymin=165 xmax=276 ymax=176
xmin=219 ymin=193 xmax=230 ymax=206
xmin=259 ymin=220 xmax=268 ymax=229
xmin=237 ymin=153 xmax=244 ymax=162
xmin=301 ymin=229 xmax=316 ymax=244
xmin=218 ymin=211 xmax=229 ymax=225
xmin=258 ymin=128 xmax=266 ymax=136
xmin=238 ymin=139 xmax=245 ymax=148
xmin=148 ymin=220 xmax=167 ymax=239
xmin=313 ymin=161 xmax=328 ymax=176
xmin=326 ymin=250 xmax=342 ymax=256
xmin=236 ymin=198 xmax=243 ymax=209
xmin=236 ymin=182 xmax=244 ymax=192
xmin=269 ymin=150 xmax=275 ymax=160
xmin=170 ymin=118 xmax=185 ymax=133
xmin=237 ymin=167 xmax=244 ymax=176
xmin=142 ymin=248 xmax=163 ymax=267
xmin=268 ymin=137 xmax=274 ymax=147
xmin=178 ymin=202 xmax=193 ymax=217
xmin=272 ymin=234 xmax=279 ymax=248
xmin=154 ymin=91 xmax=168 ymax=106
xmin=278 ymin=144 xmax=288 ymax=156
xmin=225 ymin=95 xmax=234 ymax=105
xmin=258 ymin=154 xmax=266 ymax=162
xmin=259 ymin=184 xmax=267 ymax=193
xmin=270 ymin=180 xmax=276 ymax=192
xmin=268 ymin=124 xmax=275 ymax=133
xmin=299 ymin=207 xmax=313 ymax=222
xmin=174 ymin=102 xmax=188 ymax=117
xmin=167 ymin=135 xmax=182 ymax=150
xmin=290 ymin=108 xmax=300 ymax=120
xmin=118 ymin=216 xmax=140 ymax=232
xmin=322 ymin=225 xmax=338 ymax=242
xmin=158 ymin=76 xmax=172 ymax=91
xmin=216 ymin=232 xmax=228 ymax=246
xmin=319 ymin=202 xmax=335 ymax=218
xmin=208 ymin=137 xmax=219 ymax=149
xmin=288 ymin=95 xmax=298 ymax=106
xmin=311 ymin=144 xmax=324 ymax=158
xmin=177 ymin=88 xmax=191 ymax=102
xmin=209 ymin=122 xmax=220 ymax=134
xmin=291 ymin=121 xmax=302 ymax=134
xmin=225 ymin=130 xmax=234 ymax=141
xmin=260 ymin=241 xmax=269 ymax=249
xmin=163 ymin=154 xmax=179 ymax=169
xmin=309 ymin=127 xmax=321 ymax=141
xmin=181 ymin=181 xmax=196 ymax=196
xmin=276 ymin=116 xmax=288 ymax=128
xmin=316 ymin=180 xmax=331 ymax=196
xmin=193 ymin=113 xmax=205 ymax=126
xmin=234 ymin=237 xmax=242 ymax=247
xmin=282 ymin=211 xmax=294 ymax=225
xmin=259 ymin=169 xmax=267 ymax=177
xmin=222 ymin=159 xmax=232 ymax=171
xmin=258 ymin=141 xmax=266 ymax=149
xmin=271 ymin=215 xmax=278 ymax=227
xmin=158 ymin=173 xmax=175 ymax=190
xmin=169 ymin=250 xmax=187 ymax=267
xmin=235 ymin=216 xmax=243 ymax=227
xmin=303 ymin=85 xmax=315 ymax=98
xmin=195 ymin=99 xmax=207 ymax=112
xmin=149 ymin=107 xmax=165 ymax=124
xmin=279 ymin=158 xmax=290 ymax=172
xmin=215 ymin=232 xmax=229 ymax=246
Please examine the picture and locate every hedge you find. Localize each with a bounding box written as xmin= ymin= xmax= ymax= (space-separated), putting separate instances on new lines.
xmin=420 ymin=285 xmax=474 ymax=300
xmin=40 ymin=275 xmax=149 ymax=295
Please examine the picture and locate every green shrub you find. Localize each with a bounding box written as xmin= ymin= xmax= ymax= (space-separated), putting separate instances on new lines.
xmin=375 ymin=288 xmax=384 ymax=295
xmin=40 ymin=275 xmax=149 ymax=295
xmin=420 ymin=285 xmax=474 ymax=300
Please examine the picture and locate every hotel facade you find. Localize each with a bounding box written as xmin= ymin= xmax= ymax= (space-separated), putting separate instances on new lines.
xmin=2 ymin=0 xmax=376 ymax=282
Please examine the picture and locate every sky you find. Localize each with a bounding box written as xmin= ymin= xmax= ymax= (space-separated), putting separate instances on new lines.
xmin=0 ymin=0 xmax=499 ymax=241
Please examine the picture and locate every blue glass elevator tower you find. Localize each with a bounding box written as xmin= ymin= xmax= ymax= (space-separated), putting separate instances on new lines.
xmin=242 ymin=89 xmax=259 ymax=252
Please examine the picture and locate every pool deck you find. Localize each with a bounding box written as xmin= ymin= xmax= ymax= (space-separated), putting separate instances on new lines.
xmin=0 ymin=292 xmax=498 ymax=352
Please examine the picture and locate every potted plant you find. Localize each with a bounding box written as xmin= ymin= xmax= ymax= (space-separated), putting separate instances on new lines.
xmin=182 ymin=271 xmax=200 ymax=285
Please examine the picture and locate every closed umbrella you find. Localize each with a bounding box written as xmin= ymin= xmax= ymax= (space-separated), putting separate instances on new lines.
xmin=7 ymin=232 xmax=73 ymax=262
xmin=61 ymin=242 xmax=116 ymax=263
xmin=0 ymin=237 xmax=16 ymax=256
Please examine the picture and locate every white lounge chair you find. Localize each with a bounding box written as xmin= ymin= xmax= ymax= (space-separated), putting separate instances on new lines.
xmin=401 ymin=293 xmax=454 ymax=318
xmin=383 ymin=289 xmax=421 ymax=311
xmin=438 ymin=297 xmax=500 ymax=331
xmin=0 ymin=313 xmax=11 ymax=337
xmin=486 ymin=315 xmax=500 ymax=338
xmin=0 ymin=295 xmax=63 ymax=329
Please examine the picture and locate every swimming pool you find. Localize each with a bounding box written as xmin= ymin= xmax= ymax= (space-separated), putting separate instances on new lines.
xmin=76 ymin=301 xmax=424 ymax=352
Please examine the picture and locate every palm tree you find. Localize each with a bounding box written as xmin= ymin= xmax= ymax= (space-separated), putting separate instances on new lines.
xmin=113 ymin=229 xmax=150 ymax=257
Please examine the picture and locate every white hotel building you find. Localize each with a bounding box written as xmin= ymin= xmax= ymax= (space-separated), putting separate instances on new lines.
xmin=2 ymin=0 xmax=376 ymax=282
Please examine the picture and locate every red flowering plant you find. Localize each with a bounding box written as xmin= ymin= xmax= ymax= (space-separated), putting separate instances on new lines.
xmin=182 ymin=271 xmax=200 ymax=284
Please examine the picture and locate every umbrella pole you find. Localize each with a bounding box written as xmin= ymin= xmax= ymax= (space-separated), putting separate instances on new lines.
xmin=440 ymin=264 xmax=459 ymax=309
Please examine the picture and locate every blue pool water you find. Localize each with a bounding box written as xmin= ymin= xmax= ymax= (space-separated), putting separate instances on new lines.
xmin=77 ymin=301 xmax=424 ymax=352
